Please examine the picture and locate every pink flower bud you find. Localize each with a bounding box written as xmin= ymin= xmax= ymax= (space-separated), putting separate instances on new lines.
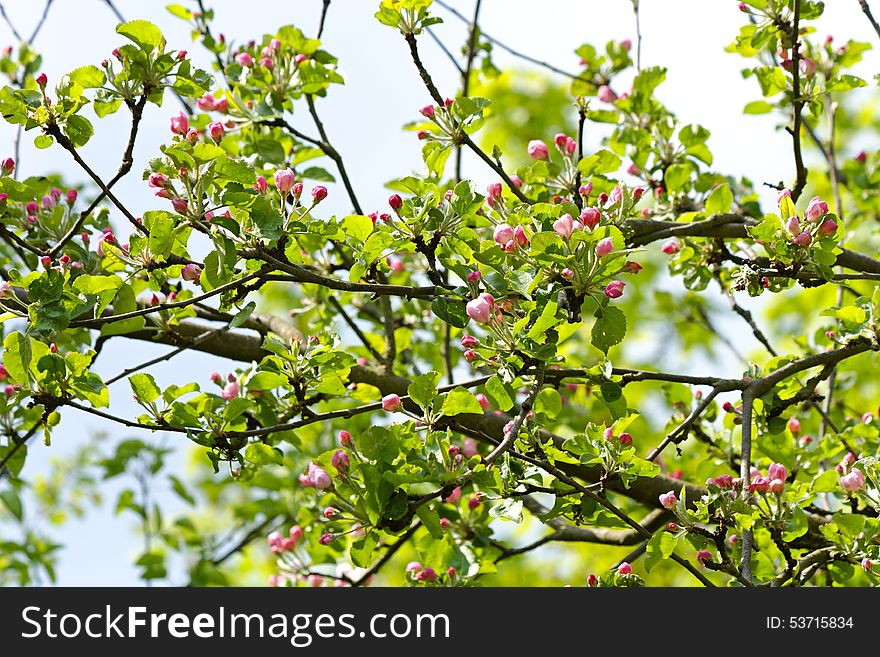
xmin=443 ymin=487 xmax=461 ymax=504
xmin=254 ymin=176 xmax=267 ymax=194
xmin=799 ymin=56 xmax=817 ymax=77
xmin=463 ymin=350 xmax=479 ymax=362
xmin=382 ymin=394 xmax=403 ymax=412
xmin=659 ymin=238 xmax=681 ymax=255
xmin=1 ymin=157 xmax=15 ymax=176
xmin=862 ymin=558 xmax=873 ymax=572
xmin=768 ymin=478 xmax=785 ymax=494
xmin=617 ymin=432 xmax=632 ymax=446
xmin=210 ymin=372 xmax=222 ymax=384
xmin=267 ymin=531 xmax=284 ymax=549
xmin=462 ymin=437 xmax=478 ymax=457
xmin=509 ymin=174 xmax=523 ymax=188
xmin=466 ymin=296 xmax=494 ymax=324
xmin=207 ymin=121 xmax=225 ymax=143
xmin=578 ymin=182 xmax=593 ymax=198
xmin=388 ymin=193 xmax=403 ymax=210
xmin=0 ymin=363 xmax=7 ymax=380
xmin=580 ymin=207 xmax=600 ymax=230
xmin=170 ymin=111 xmax=190 ymax=135
xmin=171 ymin=197 xmax=188 ymax=214
xmin=493 ymin=223 xmax=515 ymax=247
xmin=805 ymin=196 xmax=829 ymax=221
xmin=841 ymin=468 xmax=865 ymax=492
xmin=604 ymin=280 xmax=625 ymax=299
xmin=553 ymin=213 xmax=575 ymax=239
xmin=787 ymin=417 xmax=801 ymax=435
xmin=514 ymin=225 xmax=529 ymax=247
xmin=487 ymin=182 xmax=503 ymax=199
xmin=617 ymin=562 xmax=632 ymax=575
xmin=40 ymin=255 xmax=52 ymax=269
xmin=419 ymin=104 xmax=435 ymax=119
xmin=475 ymin=393 xmax=490 ymax=410
xmin=289 ymin=525 xmax=303 ymax=542
xmin=318 ymin=533 xmax=334 ymax=546
xmin=696 ymin=550 xmax=712 ymax=565
xmin=597 ymin=85 xmax=618 ymax=103
xmin=331 ymin=449 xmax=350 ymax=472
xmin=35 ymin=72 xmax=47 ymax=87
xmin=26 ymin=201 xmax=38 ymax=216
xmin=768 ymin=462 xmax=787 ymax=481
xmin=181 ymin=263 xmax=202 ymax=282
xmin=624 ymin=261 xmax=643 ymax=274
xmin=221 ymin=381 xmax=240 ymax=400
xmin=307 ymin=462 xmax=332 ymax=489
xmin=236 ymin=52 xmax=254 ymax=67
xmin=274 ymin=168 xmax=295 ymax=195
xmin=561 ymin=268 xmax=575 ymax=279
xmin=416 ymin=567 xmax=437 ymax=582
xmin=587 ymin=574 xmax=598 ymax=586
xmin=468 ymin=494 xmax=482 ymax=510
xmin=338 ymin=430 xmax=353 ymax=447
xmin=791 ymin=231 xmax=812 ymax=247
xmin=311 ymin=186 xmax=328 ymax=203
xmin=260 ymin=57 xmax=273 ymax=69
xmin=659 ymin=491 xmax=677 ymax=509
xmin=817 ymin=218 xmax=837 ymax=237
xmin=527 ymin=139 xmax=549 ymax=160
xmin=405 ymin=561 xmax=422 ymax=574
xmin=66 ymin=189 xmax=77 ymax=205
xmin=595 ymin=237 xmax=614 ymax=257
xmin=609 ymin=185 xmax=623 ymax=205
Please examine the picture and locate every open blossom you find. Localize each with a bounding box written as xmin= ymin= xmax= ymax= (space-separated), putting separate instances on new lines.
xmin=805 ymin=196 xmax=829 ymax=222
xmin=659 ymin=491 xmax=677 ymax=509
xmin=527 ymin=139 xmax=549 ymax=160
xmin=840 ymin=468 xmax=865 ymax=492
xmin=604 ymin=280 xmax=625 ymax=298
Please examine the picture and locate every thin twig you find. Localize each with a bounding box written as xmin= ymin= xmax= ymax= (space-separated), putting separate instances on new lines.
xmin=789 ymin=2 xmax=807 ymax=202
xmin=0 ymin=2 xmax=23 ymax=42
xmin=454 ymin=0 xmax=482 ymax=182
xmin=305 ymin=95 xmax=363 ymax=215
xmin=433 ymin=0 xmax=579 ymax=80
xmin=316 ymin=0 xmax=331 ymax=39
xmin=859 ymin=0 xmax=880 ymax=39
xmin=26 ymin=0 xmax=53 ymax=44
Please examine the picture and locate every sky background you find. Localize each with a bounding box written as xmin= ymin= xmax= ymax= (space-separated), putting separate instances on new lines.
xmin=0 ymin=0 xmax=877 ymax=585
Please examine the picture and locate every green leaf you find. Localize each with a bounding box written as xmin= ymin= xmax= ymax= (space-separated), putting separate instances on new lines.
xmin=244 ymin=442 xmax=283 ymax=466
xmin=192 ymin=143 xmax=227 ymax=162
xmin=664 ymin=163 xmax=691 ymax=193
xmin=591 ymin=306 xmax=627 ymax=354
xmin=73 ymin=274 xmax=122 ymax=315
xmin=214 ymin=157 xmax=255 ymax=185
xmin=0 ymin=489 xmax=23 ymax=521
xmin=779 ymin=195 xmax=796 ymax=220
xmin=229 ymin=302 xmax=256 ymax=329
xmin=485 ymin=376 xmax=515 ymax=412
xmin=441 ymin=387 xmax=483 ymax=416
xmin=825 ymin=75 xmax=866 ymax=93
xmin=68 ymin=65 xmax=106 ymax=89
xmin=116 ymin=20 xmax=164 ymax=51
xmin=526 ymin=299 xmax=561 ymax=341
xmin=534 ymin=388 xmax=562 ymax=418
xmin=431 ymin=297 xmax=468 ymax=328
xmin=341 ymin=214 xmax=374 ymax=243
xmin=408 ymin=371 xmax=441 ymax=410
xmin=781 ymin=507 xmax=809 ymax=542
xmin=129 ymin=373 xmax=161 ymax=404
xmin=2 ymin=332 xmax=32 ymax=386
xmin=743 ymin=100 xmax=773 ymax=114
xmin=645 ymin=532 xmax=678 ymax=572
xmin=705 ymin=183 xmax=733 ymax=215
xmin=350 ymin=532 xmax=379 ymax=568
xmin=147 ymin=212 xmax=175 ymax=259
xmin=247 ymin=371 xmax=288 ymax=390
xmin=33 ymin=134 xmax=53 ymax=149
xmin=489 ymin=498 xmax=523 ymax=523
xmin=578 ymin=149 xmax=621 ymax=176
xmin=64 ymin=115 xmax=94 ymax=147
xmin=415 ymin=506 xmax=444 ymax=539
